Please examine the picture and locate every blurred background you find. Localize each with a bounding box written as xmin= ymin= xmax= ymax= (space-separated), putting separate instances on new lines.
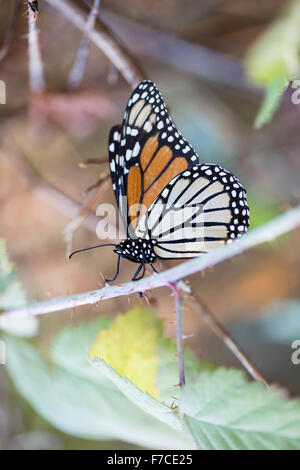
xmin=0 ymin=0 xmax=300 ymax=450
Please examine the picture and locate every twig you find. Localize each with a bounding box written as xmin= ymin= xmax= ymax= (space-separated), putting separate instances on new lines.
xmin=67 ymin=0 xmax=101 ymax=89
xmin=78 ymin=158 xmax=108 ymax=167
xmin=28 ymin=0 xmax=45 ymax=93
xmin=3 ymin=204 xmax=300 ymax=318
xmin=44 ymin=0 xmax=145 ymax=89
xmin=169 ymin=282 xmax=185 ymax=387
xmin=84 ymin=170 xmax=110 ymax=192
xmin=187 ymin=296 xmax=269 ymax=386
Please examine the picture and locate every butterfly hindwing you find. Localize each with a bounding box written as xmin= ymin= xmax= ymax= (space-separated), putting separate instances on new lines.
xmin=135 ymin=163 xmax=249 ymax=259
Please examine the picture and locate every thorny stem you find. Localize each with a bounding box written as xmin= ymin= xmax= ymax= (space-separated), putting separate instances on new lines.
xmin=169 ymin=282 xmax=185 ymax=387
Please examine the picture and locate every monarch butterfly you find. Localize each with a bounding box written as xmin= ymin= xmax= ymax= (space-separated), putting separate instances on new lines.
xmin=70 ymin=80 xmax=249 ymax=281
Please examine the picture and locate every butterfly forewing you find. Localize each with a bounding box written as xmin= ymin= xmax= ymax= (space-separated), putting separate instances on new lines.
xmin=108 ymin=80 xmax=200 ymax=237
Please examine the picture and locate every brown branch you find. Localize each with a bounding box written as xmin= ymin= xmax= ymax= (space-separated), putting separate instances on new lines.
xmin=78 ymin=158 xmax=108 ymax=168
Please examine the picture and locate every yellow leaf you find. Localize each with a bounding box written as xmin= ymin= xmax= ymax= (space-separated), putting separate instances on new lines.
xmin=89 ymin=306 xmax=161 ymax=399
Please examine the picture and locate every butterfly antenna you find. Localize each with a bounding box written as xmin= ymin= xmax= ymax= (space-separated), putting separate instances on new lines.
xmin=68 ymin=243 xmax=117 ymax=259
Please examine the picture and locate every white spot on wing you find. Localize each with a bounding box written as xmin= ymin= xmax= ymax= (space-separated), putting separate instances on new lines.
xmin=132 ymin=142 xmax=141 ymax=157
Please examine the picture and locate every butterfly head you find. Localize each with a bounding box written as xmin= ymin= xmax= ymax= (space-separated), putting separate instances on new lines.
xmin=114 ymin=238 xmax=156 ymax=265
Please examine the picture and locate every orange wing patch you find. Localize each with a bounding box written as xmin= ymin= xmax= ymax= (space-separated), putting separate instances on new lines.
xmin=127 ymin=136 xmax=189 ymax=230
xmin=141 ymin=157 xmax=188 ymax=214
xmin=144 ymin=145 xmax=173 ymax=191
xmin=128 ymin=166 xmax=142 ymax=226
xmin=140 ymin=136 xmax=159 ymax=171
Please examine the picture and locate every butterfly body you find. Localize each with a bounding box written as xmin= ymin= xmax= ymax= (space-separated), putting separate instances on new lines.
xmin=114 ymin=238 xmax=156 ymax=265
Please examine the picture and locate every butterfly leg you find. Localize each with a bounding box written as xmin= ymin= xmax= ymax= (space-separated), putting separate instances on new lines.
xmin=136 ymin=264 xmax=146 ymax=281
xmin=150 ymin=263 xmax=159 ymax=273
xmin=105 ymin=254 xmax=121 ymax=282
xmin=133 ymin=264 xmax=146 ymax=298
xmin=132 ymin=263 xmax=145 ymax=282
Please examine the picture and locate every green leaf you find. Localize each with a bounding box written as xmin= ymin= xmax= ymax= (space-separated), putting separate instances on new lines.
xmin=52 ymin=316 xmax=113 ymax=384
xmin=91 ymin=357 xmax=182 ymax=431
xmin=254 ymin=75 xmax=288 ymax=129
xmin=88 ymin=307 xmax=214 ymax=428
xmin=53 ymin=309 xmax=212 ymax=428
xmin=245 ymin=0 xmax=300 ymax=127
xmin=246 ymin=0 xmax=300 ymax=84
xmin=180 ymin=368 xmax=300 ymax=450
xmin=0 ymin=238 xmax=38 ymax=337
xmin=87 ymin=307 xmax=193 ymax=429
xmin=5 ymin=333 xmax=194 ymax=449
